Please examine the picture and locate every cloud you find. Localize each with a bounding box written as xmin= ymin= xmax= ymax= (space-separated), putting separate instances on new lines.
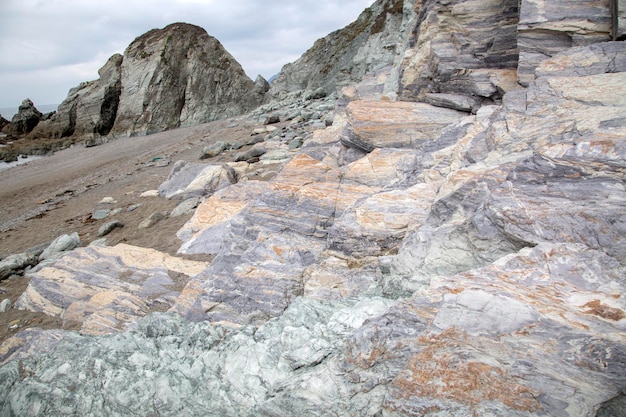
xmin=0 ymin=0 xmax=374 ymax=108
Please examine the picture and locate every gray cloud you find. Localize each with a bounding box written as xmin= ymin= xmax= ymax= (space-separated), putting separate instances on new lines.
xmin=0 ymin=0 xmax=373 ymax=108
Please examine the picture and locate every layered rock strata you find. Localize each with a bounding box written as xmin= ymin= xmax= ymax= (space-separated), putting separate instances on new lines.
xmin=2 ymin=2 xmax=626 ymax=417
xmin=399 ymin=0 xmax=520 ymax=108
xmin=517 ymin=0 xmax=613 ymax=85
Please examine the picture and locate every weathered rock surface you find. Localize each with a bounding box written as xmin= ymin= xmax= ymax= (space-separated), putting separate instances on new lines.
xmin=27 ymin=54 xmax=123 ymax=142
xmin=517 ymin=0 xmax=612 ymax=85
xmin=38 ymin=232 xmax=81 ymax=261
xmin=97 ymin=220 xmax=124 ymax=237
xmin=2 ymin=3 xmax=626 ymax=417
xmin=340 ymin=100 xmax=465 ymax=152
xmin=1 ymin=99 xmax=43 ymax=135
xmin=112 ymin=23 xmax=262 ymax=137
xmin=158 ymin=160 xmax=238 ymax=200
xmin=398 ymin=0 xmax=520 ymax=106
xmin=15 ymin=243 xmax=209 ymax=335
xmin=269 ymin=0 xmax=414 ymax=101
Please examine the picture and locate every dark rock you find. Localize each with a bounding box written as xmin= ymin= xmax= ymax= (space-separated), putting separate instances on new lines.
xmin=264 ymin=114 xmax=281 ymax=125
xmin=0 ymin=115 xmax=10 ymax=130
xmin=1 ymin=99 xmax=42 ymax=135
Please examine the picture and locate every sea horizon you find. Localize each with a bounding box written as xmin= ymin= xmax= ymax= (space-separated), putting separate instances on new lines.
xmin=0 ymin=103 xmax=59 ymax=120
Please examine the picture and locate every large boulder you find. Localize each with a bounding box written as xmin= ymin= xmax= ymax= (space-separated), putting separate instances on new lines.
xmin=340 ymin=100 xmax=465 ymax=152
xmin=112 ymin=23 xmax=262 ymax=137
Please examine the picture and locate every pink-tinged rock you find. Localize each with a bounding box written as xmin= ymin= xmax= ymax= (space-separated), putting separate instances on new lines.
xmin=15 ymin=243 xmax=209 ymax=335
xmin=341 ymin=100 xmax=465 ymax=152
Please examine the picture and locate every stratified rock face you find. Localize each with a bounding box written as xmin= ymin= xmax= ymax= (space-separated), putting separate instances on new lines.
xmin=517 ymin=0 xmax=612 ymax=85
xmin=619 ymin=0 xmax=626 ymax=39
xmin=1 ymin=99 xmax=43 ymax=135
xmin=269 ymin=0 xmax=415 ymax=100
xmin=112 ymin=23 xmax=261 ymax=137
xmin=27 ymin=54 xmax=123 ymax=142
xmin=398 ymin=0 xmax=520 ymax=108
xmin=340 ymin=100 xmax=465 ymax=152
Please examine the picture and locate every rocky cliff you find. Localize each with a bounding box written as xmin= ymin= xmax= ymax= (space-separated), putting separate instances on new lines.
xmin=268 ymin=0 xmax=414 ymax=101
xmin=27 ymin=54 xmax=123 ymax=144
xmin=1 ymin=1 xmax=626 ymax=416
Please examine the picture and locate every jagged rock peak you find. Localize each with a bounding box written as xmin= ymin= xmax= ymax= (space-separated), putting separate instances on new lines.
xmin=111 ymin=22 xmax=262 ymax=137
xmin=1 ymin=98 xmax=43 ymax=135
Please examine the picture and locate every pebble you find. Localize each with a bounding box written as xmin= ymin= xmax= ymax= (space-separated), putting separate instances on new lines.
xmin=139 ymin=211 xmax=168 ymax=229
xmin=99 ymin=197 xmax=116 ymax=204
xmin=170 ymin=198 xmax=201 ymax=218
xmin=92 ymin=209 xmax=111 ymax=220
xmin=140 ymin=190 xmax=160 ymax=198
xmin=98 ymin=220 xmax=125 ymax=237
xmin=0 ymin=298 xmax=11 ymax=312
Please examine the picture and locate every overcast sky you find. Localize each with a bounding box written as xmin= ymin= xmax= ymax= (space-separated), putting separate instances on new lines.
xmin=0 ymin=0 xmax=374 ymax=110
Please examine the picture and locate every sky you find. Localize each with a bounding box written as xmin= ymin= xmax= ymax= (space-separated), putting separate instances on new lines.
xmin=0 ymin=0 xmax=374 ymax=110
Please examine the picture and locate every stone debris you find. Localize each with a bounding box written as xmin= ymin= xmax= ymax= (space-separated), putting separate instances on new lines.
xmin=38 ymin=233 xmax=80 ymax=262
xmin=138 ymin=211 xmax=168 ymax=229
xmin=97 ymin=220 xmax=124 ymax=237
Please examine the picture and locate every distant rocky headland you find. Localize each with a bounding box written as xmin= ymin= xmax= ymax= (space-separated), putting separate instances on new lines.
xmin=1 ymin=0 xmax=626 ymax=416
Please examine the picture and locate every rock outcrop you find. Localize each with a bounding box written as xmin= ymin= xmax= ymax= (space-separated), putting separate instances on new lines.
xmin=27 ymin=54 xmax=123 ymax=143
xmin=112 ymin=23 xmax=262 ymax=137
xmin=398 ymin=0 xmax=520 ymax=108
xmin=269 ymin=0 xmax=414 ymax=101
xmin=25 ymin=23 xmax=263 ymax=145
xmin=1 ymin=99 xmax=43 ymax=136
xmin=2 ymin=1 xmax=626 ymax=416
xmin=517 ymin=0 xmax=612 ymax=85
